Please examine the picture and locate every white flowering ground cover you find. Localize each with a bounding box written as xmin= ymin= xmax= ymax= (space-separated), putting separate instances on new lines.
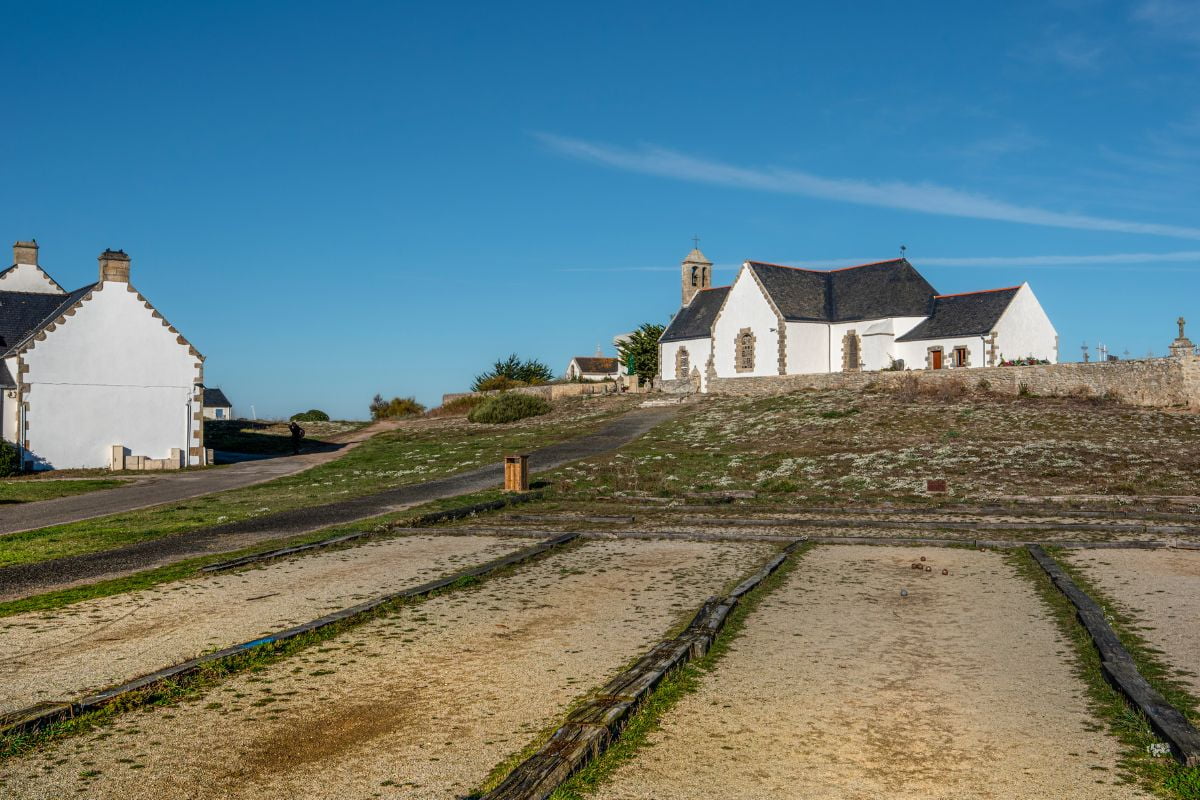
xmin=549 ymin=388 xmax=1200 ymax=504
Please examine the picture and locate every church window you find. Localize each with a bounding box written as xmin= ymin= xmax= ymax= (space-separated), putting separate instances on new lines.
xmin=735 ymin=328 xmax=756 ymax=373
xmin=842 ymin=331 xmax=861 ymax=372
xmin=676 ymin=347 xmax=690 ymax=378
xmin=691 ymin=266 xmax=699 ymax=287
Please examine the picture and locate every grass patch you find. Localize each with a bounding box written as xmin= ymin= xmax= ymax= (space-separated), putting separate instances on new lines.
xmin=1008 ymin=547 xmax=1200 ymax=798
xmin=0 ymin=536 xmax=582 ymax=760
xmin=0 ymin=479 xmax=126 ymax=505
xmin=0 ymin=396 xmax=637 ymax=570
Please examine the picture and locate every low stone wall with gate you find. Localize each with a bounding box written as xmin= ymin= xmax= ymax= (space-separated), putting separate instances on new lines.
xmin=704 ymin=355 xmax=1200 ymax=409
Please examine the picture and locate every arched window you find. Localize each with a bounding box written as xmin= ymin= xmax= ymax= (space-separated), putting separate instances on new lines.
xmin=842 ymin=331 xmax=861 ymax=372
xmin=736 ymin=328 xmax=756 ymax=372
xmin=676 ymin=347 xmax=690 ymax=378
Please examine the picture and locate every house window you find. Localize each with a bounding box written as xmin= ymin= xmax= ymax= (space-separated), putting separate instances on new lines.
xmin=214 ymin=408 xmax=224 ymax=419
xmin=676 ymin=347 xmax=690 ymax=379
xmin=953 ymin=346 xmax=969 ymax=368
xmin=842 ymin=331 xmax=861 ymax=372
xmin=735 ymin=328 xmax=756 ymax=373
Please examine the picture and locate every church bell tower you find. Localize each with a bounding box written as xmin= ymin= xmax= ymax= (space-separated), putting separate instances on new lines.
xmin=681 ymin=244 xmax=712 ymax=306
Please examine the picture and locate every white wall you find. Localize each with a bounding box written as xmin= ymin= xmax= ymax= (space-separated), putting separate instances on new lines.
xmin=20 ymin=282 xmax=201 ymax=469
xmin=895 ymin=336 xmax=987 ymax=371
xmin=0 ymin=264 xmax=62 ymax=294
xmin=712 ymin=268 xmax=780 ymax=378
xmin=784 ymin=321 xmax=829 ymax=374
xmin=995 ymin=283 xmax=1058 ymax=364
xmin=660 ymin=337 xmax=712 ymax=390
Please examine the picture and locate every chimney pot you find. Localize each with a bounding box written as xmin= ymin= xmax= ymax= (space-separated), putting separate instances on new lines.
xmin=13 ymin=240 xmax=38 ymax=266
xmin=99 ymin=248 xmax=131 ymax=283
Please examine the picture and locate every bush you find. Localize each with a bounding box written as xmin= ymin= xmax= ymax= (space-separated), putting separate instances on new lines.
xmin=472 ymin=354 xmax=553 ymax=391
xmin=427 ymin=395 xmax=484 ymax=418
xmin=894 ymin=373 xmax=921 ymax=402
xmin=473 ymin=375 xmax=527 ymax=392
xmin=369 ymin=394 xmax=426 ymax=420
xmin=467 ymin=392 xmax=552 ymax=424
xmin=0 ymin=440 xmax=20 ymax=477
xmin=290 ymin=409 xmax=330 ymax=422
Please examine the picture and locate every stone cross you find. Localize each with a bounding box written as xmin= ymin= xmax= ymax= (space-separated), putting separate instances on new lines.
xmin=1179 ymin=316 xmax=1187 ymax=340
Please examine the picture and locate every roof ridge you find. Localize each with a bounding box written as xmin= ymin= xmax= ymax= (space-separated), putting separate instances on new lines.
xmin=747 ymin=258 xmax=904 ymax=273
xmin=934 ymin=285 xmax=1022 ymax=299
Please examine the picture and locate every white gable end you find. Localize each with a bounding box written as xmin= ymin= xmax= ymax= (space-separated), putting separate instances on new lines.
xmin=0 ymin=263 xmax=64 ymax=294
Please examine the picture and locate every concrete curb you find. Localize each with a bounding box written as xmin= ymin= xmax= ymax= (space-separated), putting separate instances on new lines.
xmin=481 ymin=540 xmax=804 ymax=800
xmin=1028 ymin=544 xmax=1200 ymax=766
xmin=0 ymin=532 xmax=577 ymax=740
xmin=200 ymin=492 xmax=545 ymax=573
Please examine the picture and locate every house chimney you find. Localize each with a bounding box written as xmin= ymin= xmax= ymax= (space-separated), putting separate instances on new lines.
xmin=13 ymin=240 xmax=38 ymax=266
xmin=98 ymin=249 xmax=131 ymax=283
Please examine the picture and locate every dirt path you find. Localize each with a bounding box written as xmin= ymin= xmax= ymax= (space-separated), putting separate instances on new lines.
xmin=0 ymin=407 xmax=677 ymax=600
xmin=593 ymin=545 xmax=1145 ymax=800
xmin=0 ymin=534 xmax=523 ymax=714
xmin=0 ymin=538 xmax=774 ymax=800
xmin=1066 ymin=548 xmax=1200 ymax=698
xmin=0 ymin=420 xmax=398 ymax=537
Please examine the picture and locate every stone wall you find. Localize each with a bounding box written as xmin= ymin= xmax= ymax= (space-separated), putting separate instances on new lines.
xmin=705 ymin=356 xmax=1200 ymax=409
xmin=441 ymin=381 xmax=617 ymax=406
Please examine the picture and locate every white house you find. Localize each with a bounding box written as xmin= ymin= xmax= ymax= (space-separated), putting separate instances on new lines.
xmin=202 ymin=387 xmax=234 ymax=420
xmin=660 ymin=247 xmax=1057 ymax=389
xmin=1 ymin=240 xmax=206 ymax=470
xmin=565 ymin=356 xmax=620 ymax=381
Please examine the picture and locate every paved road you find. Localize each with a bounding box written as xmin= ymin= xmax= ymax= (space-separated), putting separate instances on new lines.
xmin=0 ymin=422 xmax=398 ymax=537
xmin=0 ymin=407 xmax=676 ymax=600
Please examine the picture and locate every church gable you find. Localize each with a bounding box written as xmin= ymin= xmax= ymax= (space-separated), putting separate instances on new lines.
xmin=661 ymin=286 xmax=730 ymax=343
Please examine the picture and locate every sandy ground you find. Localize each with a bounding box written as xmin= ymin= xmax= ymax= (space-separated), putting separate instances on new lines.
xmin=0 ymin=538 xmax=774 ymax=800
xmin=1066 ymin=548 xmax=1200 ymax=697
xmin=0 ymin=534 xmax=523 ymax=714
xmin=593 ymin=545 xmax=1147 ymax=800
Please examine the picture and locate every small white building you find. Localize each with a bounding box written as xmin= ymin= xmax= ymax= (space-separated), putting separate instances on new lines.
xmin=1 ymin=240 xmax=206 ymax=470
xmin=660 ymin=247 xmax=1057 ymax=389
xmin=565 ymin=356 xmax=620 ymax=381
xmin=202 ymin=387 xmax=234 ymax=420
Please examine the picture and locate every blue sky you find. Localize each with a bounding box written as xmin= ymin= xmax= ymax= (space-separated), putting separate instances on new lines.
xmin=3 ymin=0 xmax=1199 ymax=419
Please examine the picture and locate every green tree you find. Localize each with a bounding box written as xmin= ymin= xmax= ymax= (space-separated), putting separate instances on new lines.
xmin=616 ymin=323 xmax=666 ymax=382
xmin=472 ymin=354 xmax=553 ymax=391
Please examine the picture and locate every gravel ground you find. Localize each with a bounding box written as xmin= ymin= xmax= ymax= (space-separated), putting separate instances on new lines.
xmin=1066 ymin=548 xmax=1200 ymax=697
xmin=593 ymin=545 xmax=1146 ymax=800
xmin=0 ymin=534 xmax=522 ymax=714
xmin=0 ymin=538 xmax=774 ymax=800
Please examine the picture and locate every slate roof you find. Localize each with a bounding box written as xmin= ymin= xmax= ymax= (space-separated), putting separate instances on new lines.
xmin=203 ymin=387 xmax=232 ymax=408
xmin=660 ymin=286 xmax=731 ymax=343
xmin=0 ymin=360 xmax=14 ymax=388
xmin=895 ymin=287 xmax=1021 ymax=342
xmin=747 ymin=259 xmax=938 ymax=322
xmin=0 ymin=284 xmax=96 ymax=357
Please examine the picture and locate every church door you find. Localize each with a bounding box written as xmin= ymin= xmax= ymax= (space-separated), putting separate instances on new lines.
xmin=931 ymin=350 xmax=943 ymax=370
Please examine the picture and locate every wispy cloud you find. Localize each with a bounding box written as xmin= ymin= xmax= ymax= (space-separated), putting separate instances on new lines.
xmin=1018 ymin=29 xmax=1107 ymax=71
xmin=1133 ymin=0 xmax=1200 ymax=45
xmin=536 ymin=133 xmax=1200 ymax=241
xmin=560 ymin=251 xmax=1200 ymax=273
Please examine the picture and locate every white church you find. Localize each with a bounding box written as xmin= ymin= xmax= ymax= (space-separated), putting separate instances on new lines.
xmin=659 ymin=247 xmax=1057 ymax=391
xmin=1 ymin=240 xmax=207 ymax=470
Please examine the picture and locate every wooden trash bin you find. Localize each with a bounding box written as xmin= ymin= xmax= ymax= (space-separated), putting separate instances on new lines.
xmin=504 ymin=454 xmax=530 ymax=492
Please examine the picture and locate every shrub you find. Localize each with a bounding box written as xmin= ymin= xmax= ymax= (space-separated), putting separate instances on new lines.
xmin=472 ymin=355 xmax=553 ymax=391
xmin=0 ymin=440 xmax=20 ymax=477
xmin=468 ymin=392 xmax=552 ymax=424
xmin=369 ymin=394 xmax=426 ymax=420
xmin=927 ymin=379 xmax=968 ymax=401
xmin=427 ymin=395 xmax=484 ymax=418
xmin=894 ymin=373 xmax=921 ymax=402
xmin=976 ymin=378 xmax=991 ymax=393
xmin=473 ymin=375 xmax=527 ymax=392
xmin=290 ymin=409 xmax=330 ymax=422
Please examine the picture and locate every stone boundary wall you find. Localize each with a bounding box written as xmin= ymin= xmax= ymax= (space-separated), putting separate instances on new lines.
xmin=706 ymin=356 xmax=1200 ymax=409
xmin=441 ymin=381 xmax=617 ymax=407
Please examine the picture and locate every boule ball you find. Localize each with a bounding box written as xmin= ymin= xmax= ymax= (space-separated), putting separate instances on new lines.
xmin=920 ymin=556 xmax=926 ymax=562
xmin=925 ymin=566 xmax=932 ymax=572
xmin=900 ymin=588 xmax=908 ymax=597
xmin=942 ymin=569 xmax=949 ymax=575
